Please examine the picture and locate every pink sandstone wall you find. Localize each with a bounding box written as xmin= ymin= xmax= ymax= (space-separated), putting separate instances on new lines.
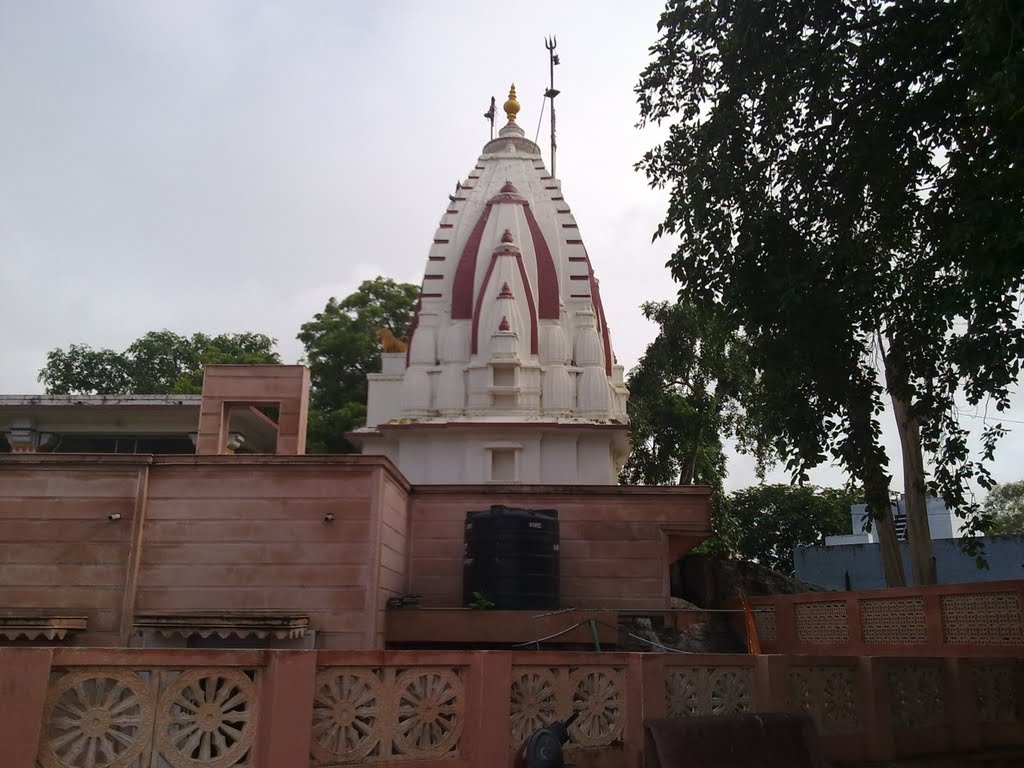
xmin=407 ymin=485 xmax=711 ymax=609
xmin=371 ymin=474 xmax=411 ymax=648
xmin=0 ymin=455 xmax=410 ymax=650
xmin=0 ymin=456 xmax=710 ymax=649
xmin=736 ymin=580 xmax=1024 ymax=657
xmin=7 ymin=647 xmax=1023 ymax=768
xmin=0 ymin=459 xmax=143 ymax=646
xmin=136 ymin=457 xmax=405 ymax=649
xmin=196 ymin=365 xmax=310 ymax=455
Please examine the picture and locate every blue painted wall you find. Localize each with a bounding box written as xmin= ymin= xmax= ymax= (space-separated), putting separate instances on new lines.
xmin=794 ymin=535 xmax=1024 ymax=590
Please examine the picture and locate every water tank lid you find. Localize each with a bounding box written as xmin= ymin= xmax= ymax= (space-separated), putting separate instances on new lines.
xmin=466 ymin=505 xmax=558 ymax=520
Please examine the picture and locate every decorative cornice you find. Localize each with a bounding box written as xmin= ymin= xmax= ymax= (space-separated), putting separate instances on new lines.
xmin=133 ymin=612 xmax=310 ymax=641
xmin=375 ymin=420 xmax=628 ymax=432
xmin=0 ymin=613 xmax=87 ymax=641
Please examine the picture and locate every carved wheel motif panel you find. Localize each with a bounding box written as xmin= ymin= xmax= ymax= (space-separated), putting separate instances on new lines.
xmin=860 ymin=597 xmax=927 ymax=644
xmin=794 ymin=601 xmax=849 ymax=644
xmin=664 ymin=666 xmax=753 ymax=718
xmin=972 ymin=664 xmax=1023 ymax=723
xmin=39 ymin=668 xmax=153 ymax=768
xmin=311 ymin=666 xmax=464 ymax=765
xmin=156 ymin=669 xmax=258 ymax=768
xmin=569 ymin=668 xmax=623 ymax=747
xmin=788 ymin=666 xmax=859 ymax=733
xmin=311 ymin=668 xmax=384 ymax=762
xmin=941 ymin=592 xmax=1024 ymax=645
xmin=509 ymin=668 xmax=558 ymax=746
xmin=38 ymin=666 xmax=259 ymax=768
xmin=508 ymin=666 xmax=624 ymax=750
xmin=888 ymin=664 xmax=945 ymax=729
xmin=392 ymin=668 xmax=463 ymax=758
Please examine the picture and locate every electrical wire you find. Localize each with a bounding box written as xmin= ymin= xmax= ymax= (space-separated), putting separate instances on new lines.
xmin=534 ymin=94 xmax=547 ymax=144
xmin=512 ymin=617 xmax=700 ymax=654
xmin=955 ymin=410 xmax=1024 ymax=425
xmin=530 ymin=606 xmax=761 ymax=618
xmin=511 ymin=620 xmax=587 ymax=646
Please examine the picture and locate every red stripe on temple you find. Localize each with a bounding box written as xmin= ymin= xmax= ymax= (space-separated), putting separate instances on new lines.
xmin=591 ymin=274 xmax=613 ymax=376
xmin=470 ymin=250 xmax=539 ymax=356
xmin=450 ymin=203 xmax=493 ymax=319
xmin=523 ymin=204 xmax=560 ymax=320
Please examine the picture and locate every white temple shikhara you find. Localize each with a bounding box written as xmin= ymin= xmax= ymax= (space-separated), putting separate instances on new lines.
xmin=353 ymin=86 xmax=629 ymax=484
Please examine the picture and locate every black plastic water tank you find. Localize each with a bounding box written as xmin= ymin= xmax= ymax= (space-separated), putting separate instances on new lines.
xmin=462 ymin=505 xmax=559 ymax=610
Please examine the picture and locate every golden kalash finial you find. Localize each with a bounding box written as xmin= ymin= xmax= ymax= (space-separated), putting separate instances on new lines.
xmin=503 ymin=83 xmax=521 ymax=123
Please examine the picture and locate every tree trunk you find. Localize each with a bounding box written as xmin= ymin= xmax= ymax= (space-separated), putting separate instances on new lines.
xmin=847 ymin=391 xmax=906 ymax=587
xmin=883 ymin=348 xmax=937 ymax=585
xmin=863 ymin=454 xmax=907 ymax=587
xmin=683 ymin=424 xmax=706 ymax=485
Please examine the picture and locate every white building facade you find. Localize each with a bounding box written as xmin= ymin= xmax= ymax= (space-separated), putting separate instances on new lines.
xmin=825 ymin=495 xmax=970 ymax=547
xmin=352 ymin=87 xmax=629 ymax=484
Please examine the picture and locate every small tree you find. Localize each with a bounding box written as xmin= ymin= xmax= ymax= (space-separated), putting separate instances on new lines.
xmin=298 ymin=277 xmax=419 ymax=453
xmin=620 ymin=300 xmax=761 ymax=491
xmin=716 ymin=484 xmax=859 ymax=576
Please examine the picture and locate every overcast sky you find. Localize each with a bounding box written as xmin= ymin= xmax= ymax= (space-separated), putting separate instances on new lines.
xmin=1 ymin=1 xmax=1019 ymax=498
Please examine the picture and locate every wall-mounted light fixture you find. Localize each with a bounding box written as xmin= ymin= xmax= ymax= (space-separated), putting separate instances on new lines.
xmin=324 ymin=513 xmax=335 ymax=522
xmin=108 ymin=512 xmax=122 ymax=521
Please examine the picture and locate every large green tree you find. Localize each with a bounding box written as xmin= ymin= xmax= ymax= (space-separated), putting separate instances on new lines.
xmin=984 ymin=481 xmax=1024 ymax=536
xmin=298 ymin=277 xmax=419 ymax=453
xmin=39 ymin=331 xmax=280 ymax=395
xmin=637 ymin=0 xmax=1024 ymax=585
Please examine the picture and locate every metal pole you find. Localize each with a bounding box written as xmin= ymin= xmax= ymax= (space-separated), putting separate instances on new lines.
xmin=484 ymin=96 xmax=496 ymax=140
xmin=544 ymin=36 xmax=560 ymax=177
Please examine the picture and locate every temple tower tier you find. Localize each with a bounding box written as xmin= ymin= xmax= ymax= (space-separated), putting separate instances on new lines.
xmin=353 ymin=87 xmax=629 ymax=484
